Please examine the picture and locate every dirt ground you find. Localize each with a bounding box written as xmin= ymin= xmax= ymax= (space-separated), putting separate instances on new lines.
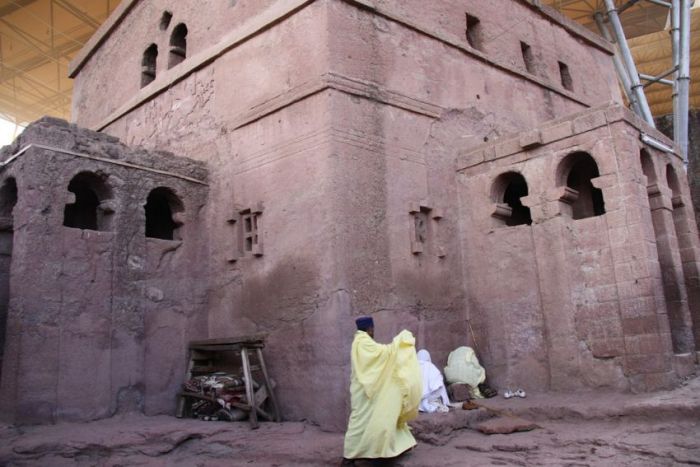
xmin=2 ymin=370 xmax=699 ymax=466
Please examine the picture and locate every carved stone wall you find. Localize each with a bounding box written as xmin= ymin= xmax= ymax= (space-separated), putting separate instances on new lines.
xmin=2 ymin=0 xmax=694 ymax=430
xmin=458 ymin=105 xmax=699 ymax=392
xmin=0 ymin=118 xmax=209 ymax=424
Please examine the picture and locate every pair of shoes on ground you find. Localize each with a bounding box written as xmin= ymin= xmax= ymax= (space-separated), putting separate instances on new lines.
xmin=503 ymin=388 xmax=526 ymax=399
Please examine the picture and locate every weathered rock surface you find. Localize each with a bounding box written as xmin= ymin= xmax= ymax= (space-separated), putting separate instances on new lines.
xmin=3 ymin=0 xmax=699 ymax=438
xmin=1 ymin=372 xmax=698 ymax=466
xmin=446 ymin=383 xmax=473 ymax=402
xmin=0 ymin=117 xmax=210 ymax=426
xmin=60 ymin=0 xmax=692 ymax=433
xmin=475 ymin=416 xmax=539 ymax=435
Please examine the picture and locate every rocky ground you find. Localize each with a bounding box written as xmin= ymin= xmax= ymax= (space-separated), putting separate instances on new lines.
xmin=2 ymin=372 xmax=699 ymax=466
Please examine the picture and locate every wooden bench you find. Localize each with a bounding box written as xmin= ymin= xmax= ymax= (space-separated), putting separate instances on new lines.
xmin=176 ymin=335 xmax=281 ymax=429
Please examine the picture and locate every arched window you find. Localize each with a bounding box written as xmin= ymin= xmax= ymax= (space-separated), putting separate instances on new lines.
xmin=520 ymin=41 xmax=535 ymax=74
xmin=63 ymin=172 xmax=113 ymax=231
xmin=558 ymin=61 xmax=573 ymax=91
xmin=0 ymin=178 xmax=17 ymax=222
xmin=0 ymin=177 xmax=15 ymax=377
xmin=145 ymin=187 xmax=183 ymax=240
xmin=666 ymin=164 xmax=681 ymax=198
xmin=558 ymin=152 xmax=605 ymax=220
xmin=168 ymin=23 xmax=188 ymax=69
xmin=465 ymin=13 xmax=483 ymax=51
xmin=159 ymin=11 xmax=172 ymax=31
xmin=640 ymin=149 xmax=656 ymax=185
xmin=141 ymin=44 xmax=158 ymax=87
xmin=491 ymin=172 xmax=532 ymax=226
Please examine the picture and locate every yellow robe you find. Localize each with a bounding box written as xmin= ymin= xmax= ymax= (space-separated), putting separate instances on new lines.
xmin=343 ymin=330 xmax=422 ymax=459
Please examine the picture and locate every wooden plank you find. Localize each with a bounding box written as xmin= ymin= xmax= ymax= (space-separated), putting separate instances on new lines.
xmin=189 ymin=344 xmax=243 ymax=352
xmin=191 ymin=350 xmax=216 ymax=359
xmin=189 ymin=364 xmax=260 ymax=375
xmin=190 ymin=366 xmax=242 ymax=374
xmin=254 ymin=384 xmax=268 ymax=406
xmin=176 ymin=349 xmax=195 ymax=418
xmin=255 ymin=406 xmax=273 ymax=421
xmin=257 ymin=348 xmax=281 ymax=422
xmin=189 ymin=344 xmax=264 ymax=352
xmin=241 ymin=348 xmax=259 ymax=429
xmin=189 ymin=335 xmax=267 ymax=347
xmin=176 ymin=396 xmax=186 ymax=418
xmin=229 ymin=401 xmax=252 ymax=412
xmin=249 ymin=385 xmax=273 ymax=421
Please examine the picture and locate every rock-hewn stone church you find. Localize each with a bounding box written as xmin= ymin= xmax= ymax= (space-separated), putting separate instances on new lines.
xmin=0 ymin=0 xmax=698 ymax=430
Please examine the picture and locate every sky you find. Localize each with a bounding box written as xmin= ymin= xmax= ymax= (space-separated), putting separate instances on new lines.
xmin=0 ymin=118 xmax=24 ymax=147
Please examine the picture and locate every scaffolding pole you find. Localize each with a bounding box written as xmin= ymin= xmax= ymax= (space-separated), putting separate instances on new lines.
xmin=594 ymin=11 xmax=640 ymax=115
xmin=599 ymin=0 xmax=694 ymax=163
xmin=603 ymin=0 xmax=656 ymax=126
xmin=676 ymin=0 xmax=692 ymax=163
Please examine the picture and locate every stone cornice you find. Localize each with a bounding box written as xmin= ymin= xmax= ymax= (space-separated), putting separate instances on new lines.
xmin=90 ymin=0 xmax=316 ymax=131
xmin=519 ymin=0 xmax=613 ymax=54
xmin=230 ymin=72 xmax=443 ymax=132
xmin=98 ymin=71 xmax=442 ymax=133
xmin=68 ymin=0 xmax=140 ymax=78
xmin=2 ymin=143 xmax=208 ymax=185
xmin=88 ymin=0 xmax=607 ymax=132
xmin=70 ymin=0 xmax=613 ymax=80
xmin=342 ymin=0 xmax=593 ymax=106
xmin=456 ymin=103 xmax=682 ymax=172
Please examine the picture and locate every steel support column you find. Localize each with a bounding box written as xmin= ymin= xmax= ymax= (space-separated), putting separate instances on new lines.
xmin=595 ymin=11 xmax=639 ymax=114
xmin=604 ymin=0 xmax=656 ymax=126
xmin=676 ymin=0 xmax=692 ymax=162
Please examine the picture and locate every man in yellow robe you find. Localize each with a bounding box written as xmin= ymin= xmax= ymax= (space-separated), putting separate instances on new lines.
xmin=342 ymin=316 xmax=422 ymax=464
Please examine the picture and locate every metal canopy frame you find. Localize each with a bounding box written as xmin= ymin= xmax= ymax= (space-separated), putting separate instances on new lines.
xmin=596 ymin=0 xmax=694 ymax=163
xmin=0 ymin=0 xmax=117 ymax=126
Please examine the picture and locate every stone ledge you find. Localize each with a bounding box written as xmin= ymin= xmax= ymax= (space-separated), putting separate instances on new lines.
xmin=456 ymin=102 xmax=683 ymax=172
xmin=232 ymin=72 xmax=443 ymax=132
xmin=410 ymin=408 xmax=494 ymax=446
xmin=86 ymin=0 xmax=597 ymax=133
xmin=2 ymin=117 xmax=208 ymax=185
xmin=473 ymin=375 xmax=700 ymax=423
xmin=519 ymin=0 xmax=614 ymax=54
xmin=347 ymin=0 xmax=593 ymax=107
xmin=90 ymin=0 xmax=316 ymax=131
xmin=68 ymin=0 xmax=139 ymax=77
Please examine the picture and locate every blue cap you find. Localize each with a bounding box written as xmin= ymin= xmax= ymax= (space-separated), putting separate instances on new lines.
xmin=355 ymin=316 xmax=374 ymax=331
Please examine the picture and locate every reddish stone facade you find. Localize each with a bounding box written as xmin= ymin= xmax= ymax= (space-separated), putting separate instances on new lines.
xmin=459 ymin=104 xmax=699 ymax=393
xmin=0 ymin=0 xmax=697 ymax=430
xmin=0 ymin=118 xmax=209 ymax=424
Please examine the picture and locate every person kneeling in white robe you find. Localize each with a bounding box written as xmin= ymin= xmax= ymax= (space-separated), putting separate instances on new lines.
xmin=417 ymin=349 xmax=450 ymax=413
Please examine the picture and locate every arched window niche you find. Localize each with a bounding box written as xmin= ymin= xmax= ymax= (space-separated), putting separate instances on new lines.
xmin=640 ymin=148 xmax=661 ymax=198
xmin=640 ymin=148 xmax=657 ymax=183
xmin=144 ymin=187 xmax=184 ymax=240
xmin=557 ymin=152 xmax=605 ymax=220
xmin=666 ymin=164 xmax=683 ymax=208
xmin=159 ymin=11 xmax=172 ymax=31
xmin=0 ymin=178 xmax=17 ymax=230
xmin=168 ymin=23 xmax=188 ymax=69
xmin=141 ymin=43 xmax=158 ymax=87
xmin=0 ymin=177 xmax=16 ymax=379
xmin=63 ymin=172 xmax=114 ymax=231
xmin=490 ymin=171 xmax=532 ymax=226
